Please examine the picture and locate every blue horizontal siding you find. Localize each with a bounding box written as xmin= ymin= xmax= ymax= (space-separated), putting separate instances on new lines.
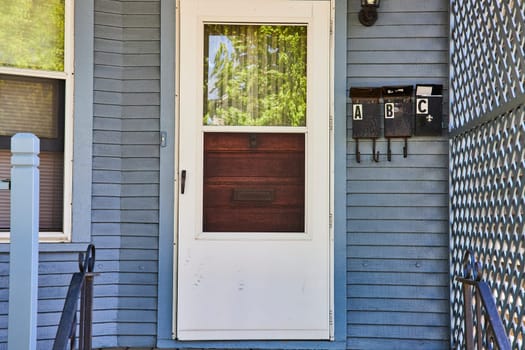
xmin=346 ymin=0 xmax=450 ymax=349
xmin=1 ymin=1 xmax=452 ymax=349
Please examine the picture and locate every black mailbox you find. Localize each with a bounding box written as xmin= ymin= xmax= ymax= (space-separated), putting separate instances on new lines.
xmin=350 ymin=87 xmax=381 ymax=139
xmin=350 ymin=87 xmax=382 ymax=162
xmin=415 ymin=84 xmax=443 ymax=136
xmin=382 ymin=85 xmax=413 ymax=137
xmin=382 ymin=85 xmax=413 ymax=160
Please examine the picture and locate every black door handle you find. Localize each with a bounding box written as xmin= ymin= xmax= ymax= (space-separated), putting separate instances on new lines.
xmin=181 ymin=170 xmax=186 ymax=194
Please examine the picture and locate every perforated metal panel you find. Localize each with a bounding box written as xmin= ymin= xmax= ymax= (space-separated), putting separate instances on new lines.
xmin=450 ymin=1 xmax=525 ymax=349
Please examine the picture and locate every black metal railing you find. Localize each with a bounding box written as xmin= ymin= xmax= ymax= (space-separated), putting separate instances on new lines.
xmin=456 ymin=251 xmax=511 ymax=350
xmin=53 ymin=244 xmax=96 ymax=350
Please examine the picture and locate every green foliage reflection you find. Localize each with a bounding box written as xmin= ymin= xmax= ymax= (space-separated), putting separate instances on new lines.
xmin=0 ymin=0 xmax=65 ymax=71
xmin=204 ymin=25 xmax=307 ymax=126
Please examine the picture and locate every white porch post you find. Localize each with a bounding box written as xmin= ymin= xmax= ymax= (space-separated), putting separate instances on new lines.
xmin=8 ymin=133 xmax=40 ymax=350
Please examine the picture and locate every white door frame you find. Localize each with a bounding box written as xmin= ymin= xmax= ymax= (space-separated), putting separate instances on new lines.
xmin=173 ymin=0 xmax=335 ymax=341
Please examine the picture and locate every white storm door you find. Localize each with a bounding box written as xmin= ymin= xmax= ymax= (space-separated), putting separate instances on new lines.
xmin=177 ymin=0 xmax=331 ymax=341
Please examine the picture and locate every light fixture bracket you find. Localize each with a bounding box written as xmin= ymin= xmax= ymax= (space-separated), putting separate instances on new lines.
xmin=359 ymin=1 xmax=380 ymax=26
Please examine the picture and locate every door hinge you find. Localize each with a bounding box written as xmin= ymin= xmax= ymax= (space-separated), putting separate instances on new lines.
xmin=329 ymin=115 xmax=334 ymax=131
xmin=329 ymin=213 xmax=333 ymax=229
xmin=329 ymin=309 xmax=334 ymax=335
xmin=160 ymin=131 xmax=167 ymax=147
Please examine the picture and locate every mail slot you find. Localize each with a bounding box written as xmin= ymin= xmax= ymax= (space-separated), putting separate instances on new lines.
xmin=415 ymin=84 xmax=443 ymax=136
xmin=349 ymin=87 xmax=381 ymax=139
xmin=382 ymin=85 xmax=413 ymax=138
xmin=233 ymin=188 xmax=275 ymax=202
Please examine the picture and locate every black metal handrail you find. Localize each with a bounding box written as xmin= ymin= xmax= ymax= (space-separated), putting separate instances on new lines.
xmin=456 ymin=250 xmax=511 ymax=350
xmin=53 ymin=244 xmax=96 ymax=350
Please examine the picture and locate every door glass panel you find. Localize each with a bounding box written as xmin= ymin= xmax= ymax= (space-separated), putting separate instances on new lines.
xmin=203 ymin=132 xmax=305 ymax=232
xmin=203 ymin=24 xmax=307 ymax=126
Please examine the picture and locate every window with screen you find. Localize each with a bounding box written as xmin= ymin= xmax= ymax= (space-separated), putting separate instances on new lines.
xmin=0 ymin=0 xmax=71 ymax=235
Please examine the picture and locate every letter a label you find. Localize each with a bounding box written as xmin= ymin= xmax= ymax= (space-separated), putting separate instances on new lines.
xmin=352 ymin=103 xmax=363 ymax=120
xmin=353 ymin=104 xmax=363 ymax=120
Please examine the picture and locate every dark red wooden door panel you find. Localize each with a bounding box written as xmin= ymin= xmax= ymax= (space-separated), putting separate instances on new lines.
xmin=203 ymin=132 xmax=305 ymax=232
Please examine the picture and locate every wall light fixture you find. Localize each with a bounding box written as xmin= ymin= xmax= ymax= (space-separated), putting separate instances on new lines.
xmin=359 ymin=0 xmax=380 ymax=26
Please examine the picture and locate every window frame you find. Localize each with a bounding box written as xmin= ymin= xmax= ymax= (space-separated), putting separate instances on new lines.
xmin=0 ymin=0 xmax=75 ymax=242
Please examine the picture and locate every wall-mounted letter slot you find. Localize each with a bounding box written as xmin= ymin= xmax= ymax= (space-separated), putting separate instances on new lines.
xmin=415 ymin=84 xmax=443 ymax=136
xmin=382 ymin=85 xmax=413 ymax=160
xmin=350 ymin=87 xmax=382 ymax=162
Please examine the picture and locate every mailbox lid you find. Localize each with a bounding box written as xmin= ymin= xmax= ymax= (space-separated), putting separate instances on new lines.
xmin=382 ymin=85 xmax=413 ymax=99
xmin=350 ymin=87 xmax=381 ymax=100
xmin=350 ymin=87 xmax=382 ymax=139
xmin=382 ymin=85 xmax=413 ymax=138
xmin=415 ymin=84 xmax=443 ymax=136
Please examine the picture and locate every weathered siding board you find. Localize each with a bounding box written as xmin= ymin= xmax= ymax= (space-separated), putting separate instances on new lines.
xmin=346 ymin=0 xmax=450 ymax=349
xmin=122 ymin=79 xmax=160 ymax=92
xmin=122 ymin=133 xmax=160 ymax=147
xmin=348 ymin=271 xmax=449 ymax=286
xmin=122 ymin=119 xmax=160 ymax=131
xmin=347 ymin=179 xmax=448 ymax=193
xmin=123 ymin=28 xmax=160 ymax=41
xmin=115 ymin=0 xmax=160 ymax=346
xmin=349 ymin=246 xmax=448 ymax=260
xmin=348 ymin=51 xmax=449 ymax=64
xmin=93 ymin=2 xmax=162 ymax=346
xmin=349 ymin=232 xmax=448 ymax=246
xmin=348 ymin=63 xmax=448 ymax=77
xmin=122 ymin=105 xmax=160 ymax=117
xmin=347 ymin=206 xmax=448 ymax=220
xmin=91 ymin=2 xmax=125 ymax=348
xmin=349 ymin=23 xmax=448 ymax=38
xmin=121 ymin=171 xmax=159 ymax=183
xmin=85 ymin=0 xmax=160 ymax=347
xmin=348 ymin=297 xmax=449 ymax=313
xmin=349 ymin=219 xmax=448 ymax=233
xmin=122 ymin=1 xmax=160 ymax=14
xmin=123 ymin=14 xmax=160 ymax=28
xmin=348 ymin=165 xmax=448 ymax=179
xmin=96 ymin=0 xmax=121 ymax=14
xmin=346 ymin=338 xmax=450 ymax=350
xmin=348 ymin=37 xmax=449 ymax=51
xmin=349 ymin=193 xmax=448 ymax=206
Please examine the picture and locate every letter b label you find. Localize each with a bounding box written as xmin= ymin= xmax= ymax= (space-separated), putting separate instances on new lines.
xmin=385 ymin=103 xmax=395 ymax=119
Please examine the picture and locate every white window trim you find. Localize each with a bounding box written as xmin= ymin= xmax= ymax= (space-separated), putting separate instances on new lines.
xmin=0 ymin=0 xmax=75 ymax=243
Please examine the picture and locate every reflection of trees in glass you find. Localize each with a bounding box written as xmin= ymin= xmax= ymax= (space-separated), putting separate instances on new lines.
xmin=0 ymin=0 xmax=65 ymax=71
xmin=204 ymin=25 xmax=307 ymax=126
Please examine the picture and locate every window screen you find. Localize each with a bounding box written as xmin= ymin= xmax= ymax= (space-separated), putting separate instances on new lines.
xmin=0 ymin=74 xmax=64 ymax=232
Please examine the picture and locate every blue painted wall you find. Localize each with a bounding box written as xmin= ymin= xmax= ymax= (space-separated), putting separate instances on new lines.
xmin=0 ymin=1 xmax=451 ymax=349
xmin=346 ymin=0 xmax=450 ymax=349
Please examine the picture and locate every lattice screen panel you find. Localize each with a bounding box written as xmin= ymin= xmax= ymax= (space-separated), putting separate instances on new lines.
xmin=450 ymin=0 xmax=525 ymax=348
xmin=450 ymin=106 xmax=525 ymax=349
xmin=450 ymin=0 xmax=525 ymax=130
